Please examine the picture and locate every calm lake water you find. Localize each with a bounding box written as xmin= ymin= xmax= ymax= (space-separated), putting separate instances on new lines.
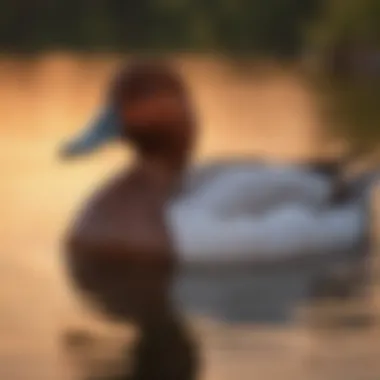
xmin=0 ymin=54 xmax=379 ymax=380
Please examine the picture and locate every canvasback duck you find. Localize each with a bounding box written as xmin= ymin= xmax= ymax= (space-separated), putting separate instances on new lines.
xmin=62 ymin=61 xmax=198 ymax=380
xmin=61 ymin=59 xmax=379 ymax=378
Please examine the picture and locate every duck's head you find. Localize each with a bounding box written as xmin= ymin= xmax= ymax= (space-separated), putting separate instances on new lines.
xmin=60 ymin=60 xmax=195 ymax=162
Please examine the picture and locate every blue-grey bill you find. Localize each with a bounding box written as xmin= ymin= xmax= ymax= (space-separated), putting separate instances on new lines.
xmin=59 ymin=105 xmax=122 ymax=159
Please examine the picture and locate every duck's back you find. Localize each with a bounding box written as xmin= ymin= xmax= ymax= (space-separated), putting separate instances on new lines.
xmin=183 ymin=163 xmax=334 ymax=217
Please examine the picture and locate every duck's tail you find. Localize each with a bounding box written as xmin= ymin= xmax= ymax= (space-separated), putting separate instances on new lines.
xmin=331 ymin=147 xmax=379 ymax=205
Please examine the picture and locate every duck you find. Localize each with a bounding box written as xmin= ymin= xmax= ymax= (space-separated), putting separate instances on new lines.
xmin=60 ymin=59 xmax=379 ymax=379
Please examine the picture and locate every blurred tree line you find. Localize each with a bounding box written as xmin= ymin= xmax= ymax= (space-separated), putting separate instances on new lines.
xmin=0 ymin=0 xmax=378 ymax=149
xmin=0 ymin=0 xmax=318 ymax=57
xmin=307 ymin=0 xmax=380 ymax=152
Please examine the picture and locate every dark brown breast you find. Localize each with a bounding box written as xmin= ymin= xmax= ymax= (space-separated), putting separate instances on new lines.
xmin=64 ymin=170 xmax=175 ymax=322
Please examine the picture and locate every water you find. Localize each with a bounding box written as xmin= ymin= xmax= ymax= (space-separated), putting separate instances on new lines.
xmin=0 ymin=54 xmax=378 ymax=380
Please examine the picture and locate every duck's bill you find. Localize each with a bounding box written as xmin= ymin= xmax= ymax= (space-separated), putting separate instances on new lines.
xmin=59 ymin=105 xmax=122 ymax=159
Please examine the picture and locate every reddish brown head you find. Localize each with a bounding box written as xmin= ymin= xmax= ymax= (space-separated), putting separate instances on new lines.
xmin=61 ymin=59 xmax=196 ymax=161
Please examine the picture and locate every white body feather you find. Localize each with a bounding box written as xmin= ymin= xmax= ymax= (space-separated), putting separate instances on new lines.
xmin=167 ymin=162 xmax=378 ymax=322
xmin=167 ymin=163 xmax=368 ymax=263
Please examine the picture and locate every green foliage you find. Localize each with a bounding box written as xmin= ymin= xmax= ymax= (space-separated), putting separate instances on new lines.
xmin=0 ymin=0 xmax=317 ymax=57
xmin=306 ymin=0 xmax=380 ymax=151
xmin=0 ymin=0 xmax=379 ymax=148
xmin=312 ymin=76 xmax=380 ymax=151
xmin=308 ymin=0 xmax=380 ymax=50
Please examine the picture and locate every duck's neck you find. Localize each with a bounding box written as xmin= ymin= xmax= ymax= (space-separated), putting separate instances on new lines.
xmin=131 ymin=150 xmax=190 ymax=196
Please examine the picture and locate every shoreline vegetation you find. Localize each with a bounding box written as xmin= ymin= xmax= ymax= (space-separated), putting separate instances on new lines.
xmin=0 ymin=0 xmax=379 ymax=150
